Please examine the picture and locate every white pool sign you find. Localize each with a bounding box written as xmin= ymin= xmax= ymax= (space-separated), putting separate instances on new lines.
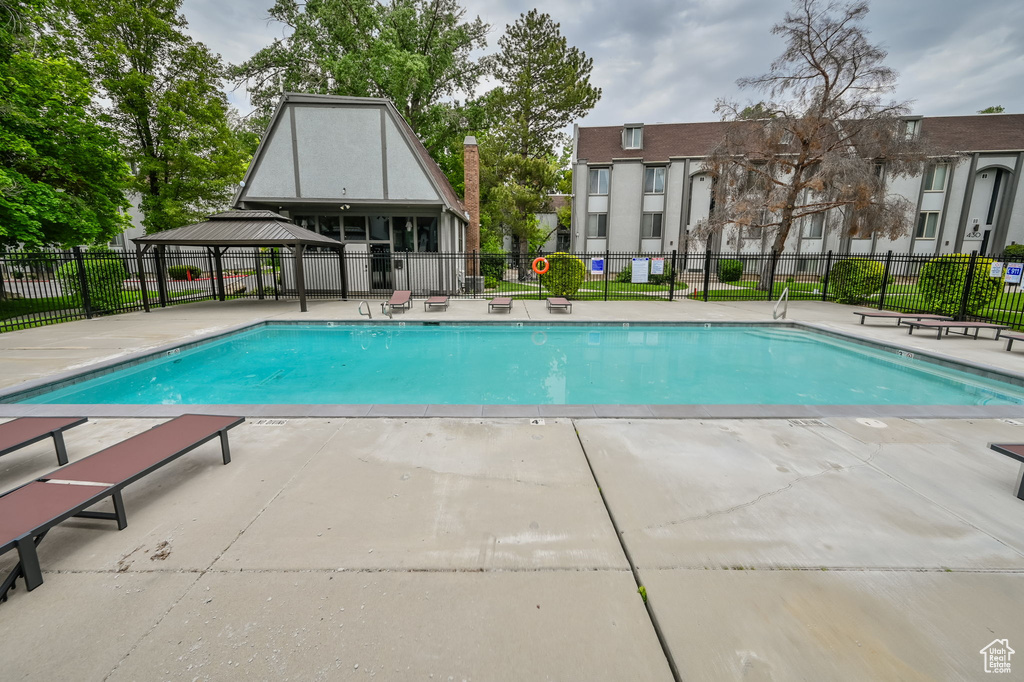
xmin=990 ymin=261 xmax=1005 ymax=278
xmin=1007 ymin=263 xmax=1023 ymax=285
xmin=632 ymin=258 xmax=649 ymax=283
xmin=651 ymin=257 xmax=665 ymax=275
xmin=590 ymin=257 xmax=604 ymax=274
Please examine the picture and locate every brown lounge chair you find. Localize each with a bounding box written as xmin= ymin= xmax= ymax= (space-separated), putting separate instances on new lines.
xmin=424 ymin=295 xmax=449 ymax=312
xmin=903 ymin=320 xmax=1007 ymax=340
xmin=0 ymin=417 xmax=87 ymax=466
xmin=488 ymin=297 xmax=512 ymax=313
xmin=987 ymin=443 xmax=1024 ymax=500
xmin=853 ymin=311 xmax=952 ymax=325
xmin=546 ymin=297 xmax=572 ymax=314
xmin=382 ymin=290 xmax=412 ymax=314
xmin=999 ymin=330 xmax=1024 ymax=351
xmin=0 ymin=414 xmax=243 ymax=601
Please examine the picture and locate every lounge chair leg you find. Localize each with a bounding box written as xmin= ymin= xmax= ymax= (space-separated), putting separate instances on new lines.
xmin=220 ymin=430 xmax=232 ymax=465
xmin=112 ymin=490 xmax=127 ymax=530
xmin=15 ymin=535 xmax=43 ymax=592
xmin=1016 ymin=463 xmax=1024 ymax=501
xmin=52 ymin=431 xmax=69 ymax=466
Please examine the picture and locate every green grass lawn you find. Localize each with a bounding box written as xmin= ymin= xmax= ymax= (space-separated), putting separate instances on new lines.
xmin=689 ymin=281 xmax=823 ymax=300
xmin=0 ymin=295 xmax=81 ymax=321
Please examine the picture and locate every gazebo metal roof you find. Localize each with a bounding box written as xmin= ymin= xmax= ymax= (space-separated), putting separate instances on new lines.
xmin=133 ymin=211 xmax=344 ymax=248
xmin=132 ymin=210 xmax=344 ymax=313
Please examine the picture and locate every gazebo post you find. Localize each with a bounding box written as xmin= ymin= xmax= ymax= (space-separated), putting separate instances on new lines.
xmin=255 ymin=248 xmax=265 ymax=299
xmin=338 ymin=244 xmax=348 ymax=300
xmin=214 ymin=247 xmax=226 ymax=301
xmin=294 ymin=243 xmax=307 ymax=312
xmin=134 ymin=242 xmax=150 ymax=313
xmin=155 ymin=245 xmax=169 ymax=308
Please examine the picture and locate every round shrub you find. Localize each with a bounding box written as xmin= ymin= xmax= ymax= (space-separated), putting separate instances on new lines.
xmin=168 ymin=265 xmax=202 ymax=280
xmin=1000 ymin=244 xmax=1024 ymax=260
xmin=717 ymin=259 xmax=743 ymax=282
xmin=479 ymin=251 xmax=507 ymax=283
xmin=55 ymin=252 xmax=126 ymax=312
xmin=829 ymin=259 xmax=885 ymax=304
xmin=542 ymin=252 xmax=585 ymax=297
xmin=918 ymin=253 xmax=1000 ymax=316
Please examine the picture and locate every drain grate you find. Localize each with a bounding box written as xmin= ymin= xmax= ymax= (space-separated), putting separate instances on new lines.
xmin=788 ymin=418 xmax=826 ymax=427
xmin=250 ymin=419 xmax=288 ymax=426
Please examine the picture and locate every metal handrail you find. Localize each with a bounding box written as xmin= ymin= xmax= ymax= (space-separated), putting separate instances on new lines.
xmin=773 ymin=287 xmax=789 ymax=320
xmin=358 ymin=301 xmax=372 ymax=319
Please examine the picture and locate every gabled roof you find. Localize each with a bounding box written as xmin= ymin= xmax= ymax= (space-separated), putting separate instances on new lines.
xmin=234 ymin=93 xmax=467 ymax=222
xmin=576 ymin=114 xmax=1024 ymax=164
xmin=133 ymin=211 xmax=344 ymax=248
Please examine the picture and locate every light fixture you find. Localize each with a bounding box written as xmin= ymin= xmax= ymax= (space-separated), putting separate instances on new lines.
xmin=406 ymin=220 xmax=413 ymax=232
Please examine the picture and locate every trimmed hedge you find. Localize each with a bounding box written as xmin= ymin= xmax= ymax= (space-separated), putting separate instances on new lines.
xmin=717 ymin=259 xmax=743 ymax=282
xmin=1000 ymin=244 xmax=1024 ymax=260
xmin=168 ymin=265 xmax=202 ymax=280
xmin=829 ymin=258 xmax=885 ymax=304
xmin=542 ymin=252 xmax=586 ymax=297
xmin=479 ymin=251 xmax=507 ymax=282
xmin=918 ymin=253 xmax=1000 ymax=316
xmin=55 ymin=254 xmax=126 ymax=312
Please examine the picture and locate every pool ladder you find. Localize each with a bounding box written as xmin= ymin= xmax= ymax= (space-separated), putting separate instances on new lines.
xmin=358 ymin=301 xmax=372 ymax=319
xmin=773 ymin=287 xmax=789 ymax=320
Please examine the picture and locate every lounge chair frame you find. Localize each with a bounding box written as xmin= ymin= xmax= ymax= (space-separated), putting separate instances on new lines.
xmin=488 ymin=297 xmax=513 ymax=313
xmin=546 ymin=297 xmax=572 ymax=314
xmin=853 ymin=311 xmax=951 ymax=326
xmin=998 ymin=330 xmax=1024 ymax=351
xmin=382 ymin=290 xmax=412 ymax=314
xmin=988 ymin=443 xmax=1024 ymax=501
xmin=0 ymin=417 xmax=88 ymax=466
xmin=423 ymin=296 xmax=449 ymax=312
xmin=0 ymin=414 xmax=243 ymax=602
xmin=903 ymin=320 xmax=1007 ymax=340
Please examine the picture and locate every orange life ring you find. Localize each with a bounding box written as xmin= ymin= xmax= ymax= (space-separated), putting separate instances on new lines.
xmin=532 ymin=257 xmax=550 ymax=275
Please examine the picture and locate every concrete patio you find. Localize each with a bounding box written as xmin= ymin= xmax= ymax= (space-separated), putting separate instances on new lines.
xmin=1 ymin=298 xmax=1023 ymax=680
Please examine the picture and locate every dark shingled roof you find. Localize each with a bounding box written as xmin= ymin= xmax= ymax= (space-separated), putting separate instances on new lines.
xmin=133 ymin=211 xmax=344 ymax=248
xmin=577 ymin=114 xmax=1024 ymax=163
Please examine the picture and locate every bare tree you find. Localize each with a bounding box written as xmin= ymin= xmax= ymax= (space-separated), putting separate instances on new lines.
xmin=703 ymin=0 xmax=943 ymax=288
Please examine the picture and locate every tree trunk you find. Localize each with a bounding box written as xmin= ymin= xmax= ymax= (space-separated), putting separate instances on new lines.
xmin=517 ymin=238 xmax=531 ymax=281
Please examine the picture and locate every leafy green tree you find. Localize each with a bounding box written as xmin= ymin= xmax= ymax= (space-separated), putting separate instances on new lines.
xmin=978 ymin=105 xmax=1005 ymax=114
xmin=67 ymin=0 xmax=254 ymax=233
xmin=231 ymin=0 xmax=490 ymax=186
xmin=483 ymin=10 xmax=600 ymax=266
xmin=0 ymin=0 xmax=131 ymax=248
xmin=918 ymin=254 xmax=1000 ymax=316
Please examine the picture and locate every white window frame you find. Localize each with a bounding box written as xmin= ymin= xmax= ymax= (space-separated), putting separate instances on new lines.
xmin=804 ymin=212 xmax=824 ymax=239
xmin=644 ymin=167 xmax=666 ymax=194
xmin=923 ymin=163 xmax=948 ymax=192
xmin=588 ymin=168 xmax=609 ymax=195
xmin=915 ymin=211 xmax=939 ymax=239
xmin=586 ymin=213 xmax=608 ymax=238
xmin=641 ymin=213 xmax=663 ymax=238
xmin=904 ymin=119 xmax=921 ymax=140
xmin=623 ymin=126 xmax=643 ymax=150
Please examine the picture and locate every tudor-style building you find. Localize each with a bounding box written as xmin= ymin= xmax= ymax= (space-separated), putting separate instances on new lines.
xmin=234 ymin=93 xmax=469 ymax=292
xmin=571 ymin=114 xmax=1024 ymax=258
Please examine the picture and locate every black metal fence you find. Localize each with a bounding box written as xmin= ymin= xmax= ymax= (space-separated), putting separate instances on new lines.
xmin=2 ymin=247 xmax=1022 ymax=332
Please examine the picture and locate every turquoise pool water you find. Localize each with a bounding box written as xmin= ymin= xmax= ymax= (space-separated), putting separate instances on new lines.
xmin=13 ymin=324 xmax=1024 ymax=406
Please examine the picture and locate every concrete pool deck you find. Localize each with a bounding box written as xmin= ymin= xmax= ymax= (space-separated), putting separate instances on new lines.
xmin=1 ymin=298 xmax=1023 ymax=680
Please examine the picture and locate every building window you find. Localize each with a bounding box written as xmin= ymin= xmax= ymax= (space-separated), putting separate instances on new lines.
xmin=417 ymin=217 xmax=438 ymax=252
xmin=915 ymin=211 xmax=939 ymax=239
xmin=343 ymin=216 xmax=367 ymax=241
xmin=623 ymin=126 xmax=643 ymax=149
xmin=644 ymin=167 xmax=665 ymax=194
xmin=923 ymin=163 xmax=947 ymax=192
xmin=641 ymin=213 xmax=663 ymax=238
xmin=805 ymin=212 xmax=824 ymax=239
xmin=318 ymin=216 xmax=341 ymax=241
xmin=586 ymin=213 xmax=608 ymax=238
xmin=743 ymin=224 xmax=763 ymax=240
xmin=369 ymin=215 xmax=390 ymax=241
xmin=904 ymin=119 xmax=921 ymax=140
xmin=294 ymin=215 xmax=316 ymax=232
xmin=588 ymin=168 xmax=609 ymax=195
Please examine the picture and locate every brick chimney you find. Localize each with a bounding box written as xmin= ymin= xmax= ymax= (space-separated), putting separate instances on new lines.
xmin=463 ymin=136 xmax=480 ymax=278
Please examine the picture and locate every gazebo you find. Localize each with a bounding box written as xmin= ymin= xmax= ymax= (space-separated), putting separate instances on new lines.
xmin=132 ymin=210 xmax=345 ymax=312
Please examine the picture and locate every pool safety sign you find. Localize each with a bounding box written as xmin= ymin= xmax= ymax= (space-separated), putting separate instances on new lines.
xmin=651 ymin=258 xmax=665 ymax=275
xmin=1006 ymin=263 xmax=1023 ymax=285
xmin=991 ymin=261 xmax=1005 ymax=279
xmin=632 ymin=258 xmax=649 ymax=283
xmin=590 ymin=257 xmax=604 ymax=274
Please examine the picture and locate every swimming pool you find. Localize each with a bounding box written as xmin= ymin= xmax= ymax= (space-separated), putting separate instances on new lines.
xmin=8 ymin=323 xmax=1024 ymax=406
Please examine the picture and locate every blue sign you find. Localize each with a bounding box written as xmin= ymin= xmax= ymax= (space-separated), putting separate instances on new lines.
xmin=1007 ymin=264 xmax=1023 ymax=285
xmin=591 ymin=258 xmax=605 ymax=274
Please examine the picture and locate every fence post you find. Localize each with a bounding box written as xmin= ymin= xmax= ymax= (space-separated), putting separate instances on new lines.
xmin=255 ymin=249 xmax=265 ymax=299
xmin=134 ymin=244 xmax=150 ymax=313
xmin=821 ymin=250 xmax=833 ymax=301
xmin=339 ymin=244 xmax=348 ymax=300
xmin=767 ymin=250 xmax=778 ymax=300
xmin=73 ymin=247 xmax=93 ymax=319
xmin=957 ymin=251 xmax=979 ymax=321
xmin=877 ymin=250 xmax=894 ymax=311
xmin=702 ymin=246 xmax=712 ymax=302
xmin=213 ymin=247 xmax=225 ymax=301
xmin=668 ymin=249 xmax=677 ymax=300
xmin=600 ymin=250 xmax=608 ymax=301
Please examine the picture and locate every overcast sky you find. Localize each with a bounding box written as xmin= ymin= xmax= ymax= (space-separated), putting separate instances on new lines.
xmin=182 ymin=0 xmax=1024 ymax=127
